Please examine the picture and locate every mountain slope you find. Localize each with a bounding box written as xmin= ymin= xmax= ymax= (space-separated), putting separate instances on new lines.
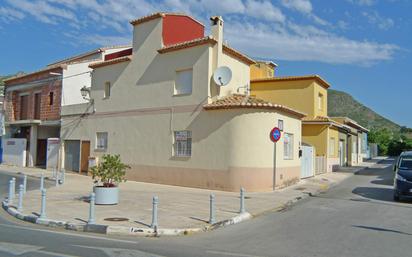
xmin=328 ymin=89 xmax=400 ymax=132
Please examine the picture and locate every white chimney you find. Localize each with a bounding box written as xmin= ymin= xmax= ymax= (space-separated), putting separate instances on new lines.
xmin=210 ymin=16 xmax=224 ymax=67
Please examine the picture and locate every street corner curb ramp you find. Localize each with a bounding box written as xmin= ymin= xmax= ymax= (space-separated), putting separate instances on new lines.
xmin=2 ymin=200 xmax=253 ymax=237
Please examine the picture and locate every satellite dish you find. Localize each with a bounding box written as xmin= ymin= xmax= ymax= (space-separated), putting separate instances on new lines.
xmin=213 ymin=66 xmax=232 ymax=86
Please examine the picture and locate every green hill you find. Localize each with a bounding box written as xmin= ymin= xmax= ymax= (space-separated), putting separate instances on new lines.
xmin=328 ymin=89 xmax=401 ymax=132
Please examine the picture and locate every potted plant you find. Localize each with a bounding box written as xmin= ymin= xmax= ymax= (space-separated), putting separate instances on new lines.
xmin=90 ymin=154 xmax=130 ymax=205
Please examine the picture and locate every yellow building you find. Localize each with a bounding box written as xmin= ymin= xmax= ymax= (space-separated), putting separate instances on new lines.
xmin=250 ymin=61 xmax=277 ymax=80
xmin=251 ymin=75 xmax=343 ymax=173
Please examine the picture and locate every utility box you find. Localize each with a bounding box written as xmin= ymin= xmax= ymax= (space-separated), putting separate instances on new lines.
xmin=2 ymin=138 xmax=27 ymax=167
xmin=46 ymin=138 xmax=60 ymax=170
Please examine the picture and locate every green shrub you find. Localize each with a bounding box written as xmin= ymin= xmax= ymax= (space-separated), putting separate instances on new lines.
xmin=90 ymin=154 xmax=130 ymax=187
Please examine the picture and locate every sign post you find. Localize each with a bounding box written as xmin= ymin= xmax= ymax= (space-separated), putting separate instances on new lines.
xmin=270 ymin=127 xmax=282 ymax=191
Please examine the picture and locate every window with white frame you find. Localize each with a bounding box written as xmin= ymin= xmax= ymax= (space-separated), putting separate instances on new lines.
xmin=104 ymin=81 xmax=111 ymax=99
xmin=329 ymin=137 xmax=336 ymax=157
xmin=96 ymin=132 xmax=108 ymax=150
xmin=174 ymin=69 xmax=193 ymax=95
xmin=284 ymin=133 xmax=294 ymax=160
xmin=174 ymin=131 xmax=192 ymax=157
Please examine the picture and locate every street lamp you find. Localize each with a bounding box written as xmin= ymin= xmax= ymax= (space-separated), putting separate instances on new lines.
xmin=80 ymin=86 xmax=91 ymax=100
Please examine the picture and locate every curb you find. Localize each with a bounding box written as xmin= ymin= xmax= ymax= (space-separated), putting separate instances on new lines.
xmin=2 ymin=200 xmax=252 ymax=237
xmin=1 ymin=159 xmax=382 ymax=237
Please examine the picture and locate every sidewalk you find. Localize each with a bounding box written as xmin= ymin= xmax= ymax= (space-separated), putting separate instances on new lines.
xmin=1 ymin=158 xmax=387 ymax=236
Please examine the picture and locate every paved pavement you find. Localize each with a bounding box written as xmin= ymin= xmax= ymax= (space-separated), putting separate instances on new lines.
xmin=2 ymin=157 xmax=410 ymax=257
xmin=0 ymin=161 xmax=378 ymax=230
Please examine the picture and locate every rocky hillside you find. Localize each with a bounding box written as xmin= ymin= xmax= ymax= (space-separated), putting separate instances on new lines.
xmin=328 ymin=89 xmax=401 ymax=132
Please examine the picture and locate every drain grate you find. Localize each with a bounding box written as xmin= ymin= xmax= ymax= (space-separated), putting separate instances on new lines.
xmin=104 ymin=217 xmax=130 ymax=222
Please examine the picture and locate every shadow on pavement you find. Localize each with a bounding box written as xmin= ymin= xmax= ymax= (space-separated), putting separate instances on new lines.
xmin=352 ymin=187 xmax=395 ymax=202
xmin=352 ymin=225 xmax=412 ymax=235
xmin=370 ymin=175 xmax=394 ymax=186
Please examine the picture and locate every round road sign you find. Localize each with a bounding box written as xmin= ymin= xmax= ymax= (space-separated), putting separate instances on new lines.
xmin=270 ymin=127 xmax=281 ymax=143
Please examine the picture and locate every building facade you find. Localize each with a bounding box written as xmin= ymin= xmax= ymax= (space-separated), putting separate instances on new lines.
xmin=60 ymin=13 xmax=305 ymax=192
xmin=2 ymin=46 xmax=130 ymax=168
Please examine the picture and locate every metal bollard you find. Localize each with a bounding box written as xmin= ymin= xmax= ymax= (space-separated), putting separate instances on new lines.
xmin=39 ymin=189 xmax=47 ymax=219
xmin=209 ymin=193 xmax=216 ymax=224
xmin=240 ymin=187 xmax=246 ymax=214
xmin=88 ymin=192 xmax=96 ymax=224
xmin=55 ymin=175 xmax=59 ymax=187
xmin=12 ymin=177 xmax=16 ymax=198
xmin=23 ymin=175 xmax=27 ymax=194
xmin=151 ymin=196 xmax=159 ymax=229
xmin=18 ymin=184 xmax=24 ymax=212
xmin=60 ymin=169 xmax=65 ymax=184
xmin=8 ymin=180 xmax=14 ymax=204
xmin=40 ymin=173 xmax=44 ymax=191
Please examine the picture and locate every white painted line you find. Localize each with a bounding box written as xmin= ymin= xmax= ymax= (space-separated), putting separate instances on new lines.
xmin=0 ymin=223 xmax=138 ymax=244
xmin=35 ymin=250 xmax=81 ymax=257
xmin=206 ymin=250 xmax=267 ymax=257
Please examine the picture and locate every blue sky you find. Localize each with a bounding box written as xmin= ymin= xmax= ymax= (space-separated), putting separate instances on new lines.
xmin=0 ymin=0 xmax=411 ymax=127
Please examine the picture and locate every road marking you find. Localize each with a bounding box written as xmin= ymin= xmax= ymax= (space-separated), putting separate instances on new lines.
xmin=35 ymin=250 xmax=81 ymax=257
xmin=206 ymin=250 xmax=266 ymax=257
xmin=0 ymin=242 xmax=42 ymax=255
xmin=0 ymin=223 xmax=138 ymax=244
xmin=73 ymin=245 xmax=166 ymax=257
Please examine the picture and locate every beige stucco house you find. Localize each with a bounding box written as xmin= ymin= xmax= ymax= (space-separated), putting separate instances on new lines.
xmin=60 ymin=13 xmax=305 ymax=192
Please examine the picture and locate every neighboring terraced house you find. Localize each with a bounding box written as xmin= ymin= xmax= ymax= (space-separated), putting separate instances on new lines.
xmin=250 ymin=62 xmax=368 ymax=175
xmin=60 ymin=13 xmax=306 ymax=192
xmin=2 ymin=45 xmax=130 ymax=168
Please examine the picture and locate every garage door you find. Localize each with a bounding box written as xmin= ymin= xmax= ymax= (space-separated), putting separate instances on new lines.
xmin=64 ymin=140 xmax=80 ymax=172
xmin=301 ymin=144 xmax=314 ymax=179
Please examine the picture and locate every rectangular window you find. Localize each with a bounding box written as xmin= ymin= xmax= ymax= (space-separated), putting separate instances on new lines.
xmin=278 ymin=119 xmax=284 ymax=131
xmin=284 ymin=133 xmax=294 ymax=160
xmin=96 ymin=132 xmax=108 ymax=150
xmin=174 ymin=131 xmax=192 ymax=157
xmin=174 ymin=69 xmax=193 ymax=95
xmin=49 ymin=92 xmax=54 ymax=106
xmin=34 ymin=93 xmax=41 ymax=119
xmin=104 ymin=82 xmax=111 ymax=99
xmin=318 ymin=93 xmax=323 ymax=110
xmin=20 ymin=95 xmax=29 ymax=120
xmin=329 ymin=137 xmax=336 ymax=157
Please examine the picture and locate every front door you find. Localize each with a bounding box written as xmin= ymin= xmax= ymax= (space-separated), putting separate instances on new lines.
xmin=64 ymin=140 xmax=80 ymax=172
xmin=301 ymin=145 xmax=314 ymax=179
xmin=36 ymin=139 xmax=47 ymax=167
xmin=80 ymin=141 xmax=90 ymax=174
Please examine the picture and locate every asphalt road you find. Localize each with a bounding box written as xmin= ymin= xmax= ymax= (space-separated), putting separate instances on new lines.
xmin=0 ymin=158 xmax=411 ymax=257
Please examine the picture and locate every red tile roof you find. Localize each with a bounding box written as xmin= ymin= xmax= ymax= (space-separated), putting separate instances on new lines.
xmin=302 ymin=116 xmax=345 ymax=129
xmin=89 ymin=55 xmax=132 ymax=69
xmin=158 ymin=36 xmax=255 ymax=65
xmin=251 ymin=75 xmax=330 ymax=89
xmin=204 ymin=94 xmax=306 ymax=118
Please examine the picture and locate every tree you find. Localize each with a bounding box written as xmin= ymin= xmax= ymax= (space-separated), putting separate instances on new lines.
xmin=368 ymin=128 xmax=392 ymax=155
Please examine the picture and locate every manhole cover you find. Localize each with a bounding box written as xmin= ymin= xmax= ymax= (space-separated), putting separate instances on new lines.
xmin=295 ymin=187 xmax=306 ymax=191
xmin=104 ymin=217 xmax=129 ymax=222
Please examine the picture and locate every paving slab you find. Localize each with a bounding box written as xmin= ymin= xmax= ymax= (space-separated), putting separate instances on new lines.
xmin=0 ymin=158 xmax=385 ymax=232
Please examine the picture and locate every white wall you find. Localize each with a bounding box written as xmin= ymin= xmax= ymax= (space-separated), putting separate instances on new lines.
xmin=62 ymin=62 xmax=93 ymax=106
